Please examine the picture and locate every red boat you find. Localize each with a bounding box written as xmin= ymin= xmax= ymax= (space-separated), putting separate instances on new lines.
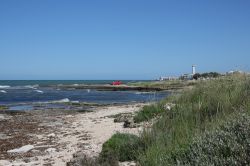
xmin=112 ymin=81 xmax=122 ymax=85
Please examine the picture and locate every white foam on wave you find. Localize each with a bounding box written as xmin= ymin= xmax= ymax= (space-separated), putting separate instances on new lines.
xmin=0 ymin=90 xmax=7 ymax=93
xmin=25 ymin=84 xmax=39 ymax=89
xmin=71 ymin=100 xmax=80 ymax=104
xmin=34 ymin=90 xmax=44 ymax=94
xmin=0 ymin=85 xmax=11 ymax=89
xmin=51 ymin=98 xmax=70 ymax=103
xmin=34 ymin=98 xmax=71 ymax=104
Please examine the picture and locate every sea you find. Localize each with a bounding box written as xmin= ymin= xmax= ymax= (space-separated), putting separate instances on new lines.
xmin=0 ymin=80 xmax=170 ymax=111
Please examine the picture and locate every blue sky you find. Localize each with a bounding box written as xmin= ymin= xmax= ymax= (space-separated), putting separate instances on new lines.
xmin=0 ymin=0 xmax=250 ymax=80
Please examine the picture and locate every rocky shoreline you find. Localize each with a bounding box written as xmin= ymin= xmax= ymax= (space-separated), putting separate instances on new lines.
xmin=0 ymin=103 xmax=146 ymax=166
xmin=54 ymin=84 xmax=168 ymax=91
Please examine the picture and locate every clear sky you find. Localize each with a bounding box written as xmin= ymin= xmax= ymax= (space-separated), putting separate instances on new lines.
xmin=0 ymin=0 xmax=250 ymax=80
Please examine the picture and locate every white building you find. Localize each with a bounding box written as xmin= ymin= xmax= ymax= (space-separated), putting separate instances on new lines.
xmin=192 ymin=65 xmax=196 ymax=75
xmin=158 ymin=76 xmax=178 ymax=81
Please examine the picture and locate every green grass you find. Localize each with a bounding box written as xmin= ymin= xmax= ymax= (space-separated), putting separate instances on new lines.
xmin=137 ymin=74 xmax=250 ymax=165
xmin=133 ymin=104 xmax=165 ymax=123
xmin=128 ymin=80 xmax=196 ymax=90
xmin=97 ymin=74 xmax=250 ymax=165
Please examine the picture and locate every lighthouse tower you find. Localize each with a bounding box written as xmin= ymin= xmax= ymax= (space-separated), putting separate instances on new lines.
xmin=192 ymin=65 xmax=196 ymax=75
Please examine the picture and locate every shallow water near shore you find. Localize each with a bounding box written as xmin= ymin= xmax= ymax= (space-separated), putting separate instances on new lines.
xmin=0 ymin=80 xmax=170 ymax=110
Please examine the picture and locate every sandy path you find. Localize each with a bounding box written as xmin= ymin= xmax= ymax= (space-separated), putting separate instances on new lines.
xmin=0 ymin=103 xmax=143 ymax=166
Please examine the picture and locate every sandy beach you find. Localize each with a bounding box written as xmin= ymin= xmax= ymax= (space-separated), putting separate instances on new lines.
xmin=0 ymin=103 xmax=145 ymax=166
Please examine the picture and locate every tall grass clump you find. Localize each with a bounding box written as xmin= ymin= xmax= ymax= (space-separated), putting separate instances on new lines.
xmin=134 ymin=104 xmax=165 ymax=123
xmin=138 ymin=74 xmax=250 ymax=166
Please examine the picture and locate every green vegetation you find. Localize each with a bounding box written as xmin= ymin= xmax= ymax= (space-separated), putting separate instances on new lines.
xmin=170 ymin=112 xmax=250 ymax=165
xmin=128 ymin=80 xmax=196 ymax=90
xmin=138 ymin=74 xmax=250 ymax=165
xmin=193 ymin=72 xmax=221 ymax=80
xmin=133 ymin=104 xmax=164 ymax=123
xmin=98 ymin=74 xmax=250 ymax=165
xmin=99 ymin=133 xmax=144 ymax=163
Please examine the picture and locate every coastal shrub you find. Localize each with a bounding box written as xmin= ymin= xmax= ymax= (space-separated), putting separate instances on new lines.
xmin=99 ymin=133 xmax=144 ymax=162
xmin=134 ymin=104 xmax=164 ymax=123
xmin=170 ymin=112 xmax=250 ymax=165
xmin=137 ymin=74 xmax=250 ymax=165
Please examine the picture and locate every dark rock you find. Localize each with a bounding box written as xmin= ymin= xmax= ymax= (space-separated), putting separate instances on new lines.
xmin=67 ymin=154 xmax=100 ymax=166
xmin=114 ymin=113 xmax=132 ymax=123
xmin=123 ymin=119 xmax=137 ymax=128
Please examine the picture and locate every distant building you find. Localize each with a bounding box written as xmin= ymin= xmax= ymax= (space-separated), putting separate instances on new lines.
xmin=227 ymin=70 xmax=244 ymax=75
xmin=158 ymin=65 xmax=197 ymax=81
xmin=192 ymin=65 xmax=196 ymax=75
xmin=180 ymin=65 xmax=197 ymax=80
xmin=179 ymin=74 xmax=193 ymax=80
xmin=158 ymin=76 xmax=178 ymax=81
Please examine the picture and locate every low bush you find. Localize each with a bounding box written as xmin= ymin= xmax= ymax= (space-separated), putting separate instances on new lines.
xmin=99 ymin=133 xmax=144 ymax=163
xmin=170 ymin=112 xmax=250 ymax=165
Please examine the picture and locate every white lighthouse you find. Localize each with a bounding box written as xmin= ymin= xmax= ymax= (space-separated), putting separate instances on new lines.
xmin=192 ymin=65 xmax=196 ymax=75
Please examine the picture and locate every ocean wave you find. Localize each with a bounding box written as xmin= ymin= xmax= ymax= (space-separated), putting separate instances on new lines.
xmin=0 ymin=84 xmax=40 ymax=90
xmin=24 ymin=84 xmax=39 ymax=89
xmin=34 ymin=90 xmax=44 ymax=94
xmin=50 ymin=98 xmax=70 ymax=103
xmin=0 ymin=85 xmax=11 ymax=89
xmin=0 ymin=90 xmax=7 ymax=93
xmin=71 ymin=100 xmax=80 ymax=104
xmin=34 ymin=98 xmax=71 ymax=104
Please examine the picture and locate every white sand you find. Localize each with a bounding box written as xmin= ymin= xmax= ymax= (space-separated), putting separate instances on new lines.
xmin=3 ymin=104 xmax=144 ymax=166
